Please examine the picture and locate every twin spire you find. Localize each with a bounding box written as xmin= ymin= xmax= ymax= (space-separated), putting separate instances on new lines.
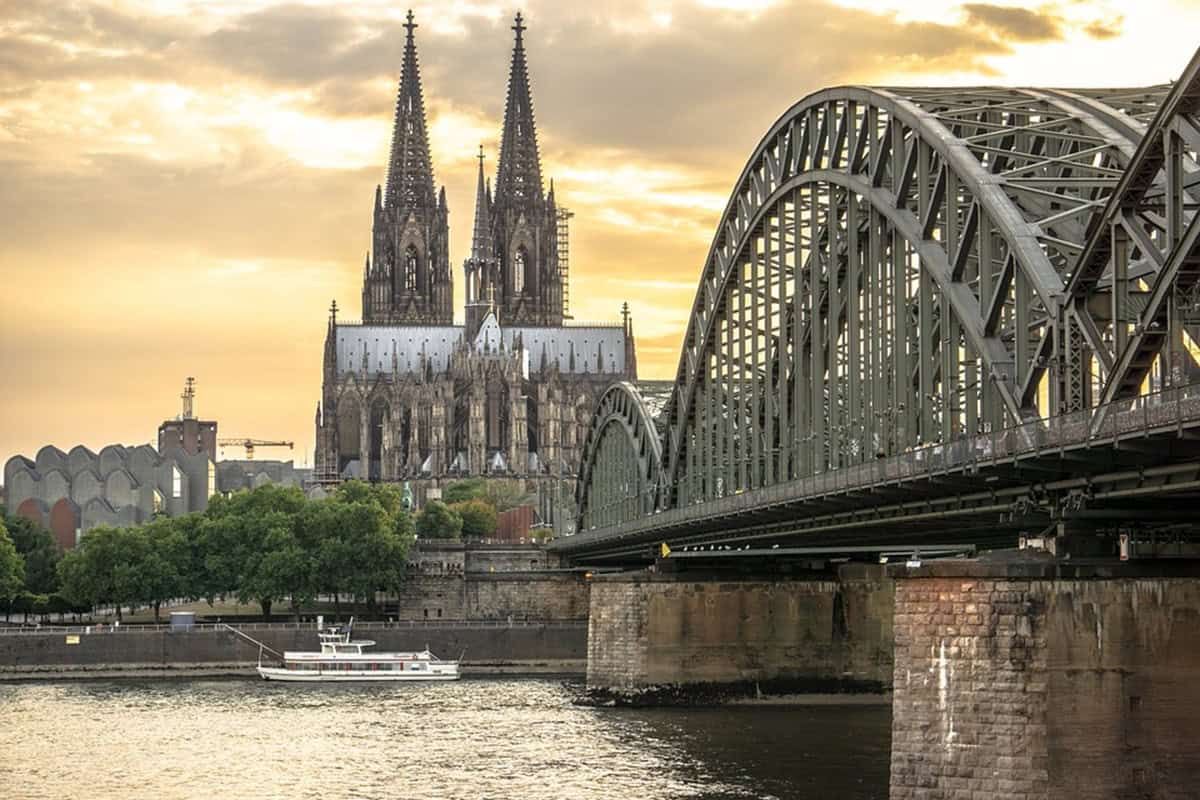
xmin=375 ymin=9 xmax=557 ymax=329
xmin=384 ymin=10 xmax=435 ymax=212
xmin=495 ymin=11 xmax=543 ymax=206
xmin=385 ymin=10 xmax=545 ymax=216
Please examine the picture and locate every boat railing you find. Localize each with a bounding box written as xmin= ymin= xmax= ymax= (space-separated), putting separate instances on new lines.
xmin=0 ymin=619 xmax=589 ymax=635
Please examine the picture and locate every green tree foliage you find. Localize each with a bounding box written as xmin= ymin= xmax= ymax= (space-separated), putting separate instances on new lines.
xmin=137 ymin=518 xmax=190 ymax=622
xmin=442 ymin=478 xmax=488 ymax=505
xmin=57 ymin=526 xmax=134 ymax=619
xmin=50 ymin=483 xmax=419 ymax=622
xmin=485 ymin=481 xmax=535 ymax=512
xmin=441 ymin=478 xmax=532 ymax=511
xmin=335 ymin=480 xmax=403 ymax=517
xmin=1 ymin=512 xmax=59 ymax=595
xmin=451 ymin=499 xmax=498 ymax=539
xmin=416 ymin=500 xmax=463 ymax=540
xmin=0 ymin=518 xmax=27 ymax=601
xmin=335 ymin=480 xmax=416 ymax=541
xmin=202 ymin=485 xmax=307 ymax=619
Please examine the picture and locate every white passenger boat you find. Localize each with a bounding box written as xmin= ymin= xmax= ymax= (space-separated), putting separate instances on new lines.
xmin=256 ymin=622 xmax=460 ymax=682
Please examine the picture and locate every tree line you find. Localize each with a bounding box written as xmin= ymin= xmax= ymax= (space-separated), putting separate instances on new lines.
xmin=0 ymin=478 xmax=532 ymax=624
xmin=0 ymin=506 xmax=74 ymax=622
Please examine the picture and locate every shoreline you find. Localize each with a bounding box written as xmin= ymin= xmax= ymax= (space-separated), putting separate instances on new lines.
xmin=0 ymin=659 xmax=587 ymax=681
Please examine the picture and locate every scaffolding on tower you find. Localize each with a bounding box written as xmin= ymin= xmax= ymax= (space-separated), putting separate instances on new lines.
xmin=556 ymin=206 xmax=574 ymax=320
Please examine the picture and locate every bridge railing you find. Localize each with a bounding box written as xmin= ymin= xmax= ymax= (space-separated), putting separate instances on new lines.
xmin=578 ymin=381 xmax=1200 ymax=534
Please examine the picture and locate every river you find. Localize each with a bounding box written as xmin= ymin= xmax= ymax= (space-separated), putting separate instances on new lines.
xmin=0 ymin=679 xmax=890 ymax=799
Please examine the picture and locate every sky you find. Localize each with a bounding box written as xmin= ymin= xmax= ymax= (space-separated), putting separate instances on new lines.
xmin=1 ymin=0 xmax=1197 ymax=468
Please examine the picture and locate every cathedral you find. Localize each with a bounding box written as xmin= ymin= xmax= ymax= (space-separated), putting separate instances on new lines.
xmin=314 ymin=12 xmax=637 ymax=501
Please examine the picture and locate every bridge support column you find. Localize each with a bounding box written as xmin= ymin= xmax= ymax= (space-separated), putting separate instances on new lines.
xmin=889 ymin=560 xmax=1200 ymax=800
xmin=585 ymin=567 xmax=894 ymax=703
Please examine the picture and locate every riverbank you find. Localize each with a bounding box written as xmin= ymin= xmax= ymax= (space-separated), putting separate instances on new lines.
xmin=0 ymin=621 xmax=587 ymax=680
xmin=0 ymin=659 xmax=586 ymax=680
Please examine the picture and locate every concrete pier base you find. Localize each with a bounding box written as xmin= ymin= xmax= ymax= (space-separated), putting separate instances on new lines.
xmin=888 ymin=560 xmax=1200 ymax=800
xmin=585 ymin=569 xmax=894 ymax=703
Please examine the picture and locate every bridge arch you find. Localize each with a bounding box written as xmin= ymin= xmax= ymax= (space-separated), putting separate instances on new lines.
xmin=659 ymin=85 xmax=1157 ymax=508
xmin=576 ymin=382 xmax=663 ymax=531
xmin=561 ymin=59 xmax=1200 ymax=564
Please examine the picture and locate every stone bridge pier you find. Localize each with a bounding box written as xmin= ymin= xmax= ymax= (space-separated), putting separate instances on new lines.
xmin=584 ymin=558 xmax=1200 ymax=798
xmin=888 ymin=560 xmax=1200 ymax=800
xmin=585 ymin=566 xmax=895 ymax=702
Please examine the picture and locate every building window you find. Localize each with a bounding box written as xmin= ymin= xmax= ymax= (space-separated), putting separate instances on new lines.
xmin=172 ymin=467 xmax=183 ymax=499
xmin=513 ymin=247 xmax=527 ymax=294
xmin=405 ymin=246 xmax=418 ymax=292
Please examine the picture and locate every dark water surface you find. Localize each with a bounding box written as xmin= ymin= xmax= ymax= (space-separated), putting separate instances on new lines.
xmin=0 ymin=679 xmax=890 ymax=799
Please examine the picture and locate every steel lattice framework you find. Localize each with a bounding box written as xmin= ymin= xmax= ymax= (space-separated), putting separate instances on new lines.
xmin=575 ymin=50 xmax=1200 ymax=541
xmin=576 ymin=382 xmax=663 ymax=529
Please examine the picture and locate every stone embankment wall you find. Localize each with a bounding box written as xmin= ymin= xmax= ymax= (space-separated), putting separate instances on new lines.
xmin=393 ymin=573 xmax=589 ymax=621
xmin=407 ymin=542 xmax=557 ymax=574
xmin=0 ymin=623 xmax=586 ymax=679
xmin=586 ymin=569 xmax=894 ymax=700
xmin=889 ymin=562 xmax=1200 ymax=800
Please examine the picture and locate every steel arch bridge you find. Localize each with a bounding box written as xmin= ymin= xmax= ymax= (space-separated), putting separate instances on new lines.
xmin=563 ymin=48 xmax=1200 ymax=563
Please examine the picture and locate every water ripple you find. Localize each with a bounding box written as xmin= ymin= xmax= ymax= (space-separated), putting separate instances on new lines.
xmin=0 ymin=679 xmax=890 ymax=800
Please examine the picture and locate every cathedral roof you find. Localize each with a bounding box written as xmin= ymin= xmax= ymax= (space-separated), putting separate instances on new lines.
xmin=384 ymin=10 xmax=436 ymax=212
xmin=334 ymin=320 xmax=629 ymax=378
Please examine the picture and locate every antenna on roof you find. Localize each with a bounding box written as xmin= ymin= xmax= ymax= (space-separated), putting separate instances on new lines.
xmin=181 ymin=377 xmax=196 ymax=421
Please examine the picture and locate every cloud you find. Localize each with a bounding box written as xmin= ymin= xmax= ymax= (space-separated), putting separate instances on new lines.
xmin=1083 ymin=17 xmax=1123 ymax=40
xmin=0 ymin=0 xmax=1186 ymax=465
xmin=961 ymin=4 xmax=1063 ymax=42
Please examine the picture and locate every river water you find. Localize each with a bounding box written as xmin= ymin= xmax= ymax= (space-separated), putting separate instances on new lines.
xmin=0 ymin=679 xmax=890 ymax=800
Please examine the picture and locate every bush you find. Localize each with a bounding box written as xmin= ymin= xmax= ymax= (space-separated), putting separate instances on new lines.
xmin=442 ymin=478 xmax=488 ymax=505
xmin=415 ymin=501 xmax=463 ymax=540
xmin=450 ymin=499 xmax=498 ymax=539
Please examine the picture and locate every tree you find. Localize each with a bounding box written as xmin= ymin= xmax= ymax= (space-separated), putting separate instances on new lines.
xmin=336 ymin=481 xmax=404 ymax=518
xmin=336 ymin=480 xmax=417 ymax=542
xmin=442 ymin=478 xmax=489 ymax=505
xmin=451 ymin=499 xmax=498 ymax=539
xmin=57 ymin=526 xmax=135 ymax=619
xmin=2 ymin=513 xmax=58 ymax=595
xmin=0 ymin=519 xmax=26 ymax=603
xmin=415 ymin=500 xmax=463 ymax=540
xmin=256 ymin=521 xmax=315 ymax=622
xmin=136 ymin=518 xmax=190 ymax=622
xmin=485 ymin=481 xmax=536 ymax=512
xmin=202 ymin=485 xmax=309 ymax=618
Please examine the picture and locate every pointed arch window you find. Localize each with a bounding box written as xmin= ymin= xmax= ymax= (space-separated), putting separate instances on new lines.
xmin=513 ymin=246 xmax=527 ymax=294
xmin=405 ymin=245 xmax=419 ymax=292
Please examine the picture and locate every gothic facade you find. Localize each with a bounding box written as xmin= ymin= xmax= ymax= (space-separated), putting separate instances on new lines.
xmin=314 ymin=13 xmax=637 ymax=490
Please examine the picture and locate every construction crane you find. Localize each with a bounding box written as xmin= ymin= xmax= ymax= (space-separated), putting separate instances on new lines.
xmin=217 ymin=438 xmax=294 ymax=460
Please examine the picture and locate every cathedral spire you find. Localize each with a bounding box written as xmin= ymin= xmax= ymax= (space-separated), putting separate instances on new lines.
xmin=470 ymin=145 xmax=492 ymax=260
xmin=495 ymin=12 xmax=543 ymax=206
xmin=384 ymin=10 xmax=435 ymax=211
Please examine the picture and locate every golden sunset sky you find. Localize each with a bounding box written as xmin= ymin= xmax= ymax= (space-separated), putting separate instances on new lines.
xmin=1 ymin=0 xmax=1197 ymax=467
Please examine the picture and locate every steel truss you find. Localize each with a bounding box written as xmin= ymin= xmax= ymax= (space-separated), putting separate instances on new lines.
xmin=575 ymin=382 xmax=662 ymax=528
xmin=575 ymin=50 xmax=1200 ymax=542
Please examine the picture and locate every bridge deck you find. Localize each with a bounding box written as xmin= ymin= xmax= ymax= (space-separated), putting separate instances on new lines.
xmin=556 ymin=384 xmax=1200 ymax=562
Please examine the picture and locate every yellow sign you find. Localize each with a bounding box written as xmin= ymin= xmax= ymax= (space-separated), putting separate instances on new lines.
xmin=660 ymin=542 xmax=671 ymax=559
xmin=65 ymin=635 xmax=80 ymax=645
